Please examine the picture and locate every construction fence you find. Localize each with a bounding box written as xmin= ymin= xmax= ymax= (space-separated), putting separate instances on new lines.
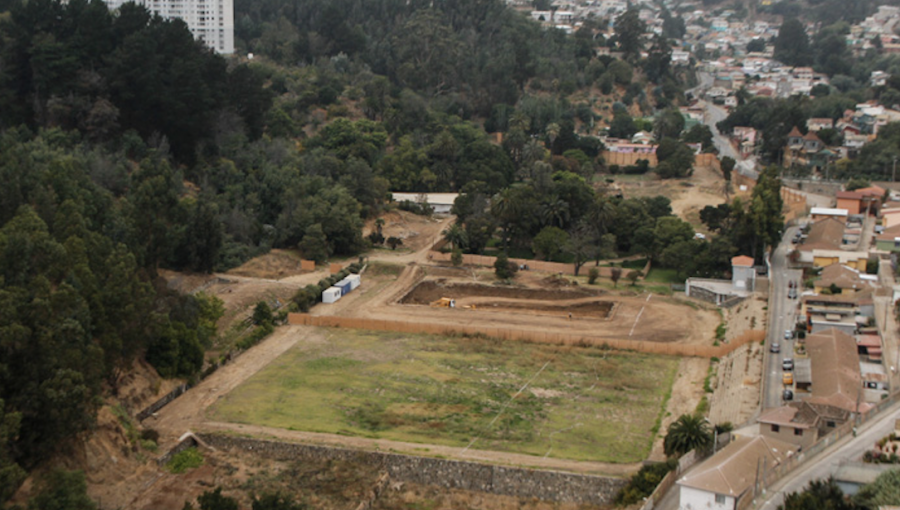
xmin=287 ymin=313 xmax=765 ymax=359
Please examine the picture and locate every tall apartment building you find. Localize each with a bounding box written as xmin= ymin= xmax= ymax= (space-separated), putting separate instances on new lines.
xmin=104 ymin=0 xmax=234 ymax=54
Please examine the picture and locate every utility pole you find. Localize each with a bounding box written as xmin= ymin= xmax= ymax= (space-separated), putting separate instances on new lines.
xmin=893 ymin=156 xmax=897 ymax=183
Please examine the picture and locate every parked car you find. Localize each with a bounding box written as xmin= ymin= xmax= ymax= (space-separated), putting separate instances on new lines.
xmin=784 ymin=330 xmax=793 ymax=340
xmin=770 ymin=342 xmax=781 ymax=353
xmin=783 ymin=372 xmax=794 ymax=385
xmin=783 ymin=389 xmax=794 ymax=401
xmin=783 ymin=358 xmax=794 ymax=371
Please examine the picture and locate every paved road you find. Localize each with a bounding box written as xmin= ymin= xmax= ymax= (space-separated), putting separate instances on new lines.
xmin=758 ymin=399 xmax=900 ymax=509
xmin=693 ymin=71 xmax=758 ymax=178
xmin=763 ymin=227 xmax=804 ymax=410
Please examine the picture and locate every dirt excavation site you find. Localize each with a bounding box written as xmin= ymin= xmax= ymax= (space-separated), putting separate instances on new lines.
xmin=316 ymin=265 xmax=719 ymax=346
xmin=54 ymin=227 xmax=730 ymax=510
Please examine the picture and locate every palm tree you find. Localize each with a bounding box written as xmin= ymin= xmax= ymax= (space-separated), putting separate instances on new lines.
xmin=540 ymin=196 xmax=570 ymax=228
xmin=442 ymin=223 xmax=468 ymax=251
xmin=664 ymin=414 xmax=713 ymax=457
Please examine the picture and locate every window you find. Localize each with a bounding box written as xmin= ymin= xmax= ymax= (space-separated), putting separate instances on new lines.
xmin=826 ymin=421 xmax=836 ymax=427
xmin=771 ymin=424 xmax=780 ymax=433
xmin=794 ymin=428 xmax=803 ymax=436
xmin=715 ymin=494 xmax=726 ymax=505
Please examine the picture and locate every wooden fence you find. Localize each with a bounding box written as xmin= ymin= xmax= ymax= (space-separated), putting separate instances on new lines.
xmin=288 ymin=313 xmax=765 ymax=359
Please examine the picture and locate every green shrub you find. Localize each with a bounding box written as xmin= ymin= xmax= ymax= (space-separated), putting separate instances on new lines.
xmin=236 ymin=322 xmax=274 ymax=351
xmin=588 ymin=267 xmax=600 ymax=284
xmin=167 ymin=447 xmax=203 ymax=474
xmin=614 ymin=459 xmax=677 ymax=506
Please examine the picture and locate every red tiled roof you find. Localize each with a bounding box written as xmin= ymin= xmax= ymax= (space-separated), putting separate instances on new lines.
xmin=855 ymin=186 xmax=886 ymax=198
xmin=731 ymin=255 xmax=754 ymax=267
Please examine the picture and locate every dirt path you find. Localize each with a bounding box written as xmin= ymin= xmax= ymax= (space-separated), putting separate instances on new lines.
xmin=144 ymin=326 xmax=325 ymax=446
xmin=647 ymin=357 xmax=709 ymax=461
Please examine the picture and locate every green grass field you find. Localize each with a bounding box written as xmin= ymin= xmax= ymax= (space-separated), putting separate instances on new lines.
xmin=208 ymin=330 xmax=678 ymax=463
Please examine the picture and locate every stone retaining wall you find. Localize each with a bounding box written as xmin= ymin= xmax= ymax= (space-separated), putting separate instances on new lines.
xmin=198 ymin=434 xmax=626 ymax=505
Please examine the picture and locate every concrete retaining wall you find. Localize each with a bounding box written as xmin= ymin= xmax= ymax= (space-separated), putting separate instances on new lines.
xmin=197 ymin=434 xmax=627 ymax=505
xmin=136 ymin=384 xmax=189 ymax=422
xmin=157 ymin=434 xmax=199 ymax=466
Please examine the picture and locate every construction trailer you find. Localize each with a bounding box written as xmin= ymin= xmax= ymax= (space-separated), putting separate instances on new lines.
xmin=322 ymin=287 xmax=342 ymax=304
xmin=335 ymin=279 xmax=352 ymax=296
xmin=347 ymin=274 xmax=361 ymax=290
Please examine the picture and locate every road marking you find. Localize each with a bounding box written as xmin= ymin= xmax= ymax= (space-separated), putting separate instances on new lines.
xmin=628 ymin=294 xmax=652 ymax=337
xmin=460 ymin=360 xmax=550 ymax=455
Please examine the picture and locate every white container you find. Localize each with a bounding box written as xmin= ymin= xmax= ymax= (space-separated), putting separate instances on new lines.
xmin=347 ymin=274 xmax=361 ymax=290
xmin=322 ymin=287 xmax=342 ymax=304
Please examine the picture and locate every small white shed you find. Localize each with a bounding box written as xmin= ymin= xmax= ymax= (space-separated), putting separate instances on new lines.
xmin=322 ymin=287 xmax=342 ymax=304
xmin=347 ymin=274 xmax=361 ymax=290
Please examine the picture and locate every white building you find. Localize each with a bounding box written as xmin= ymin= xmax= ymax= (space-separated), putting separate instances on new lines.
xmin=104 ymin=0 xmax=234 ymax=54
xmin=677 ymin=436 xmax=797 ymax=510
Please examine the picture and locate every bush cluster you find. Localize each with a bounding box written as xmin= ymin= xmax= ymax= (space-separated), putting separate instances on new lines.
xmin=290 ymin=263 xmax=363 ymax=312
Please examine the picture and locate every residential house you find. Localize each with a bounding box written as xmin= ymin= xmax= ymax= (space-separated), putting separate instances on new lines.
xmin=785 ymin=126 xmax=830 ymax=169
xmin=797 ymin=217 xmax=845 ymax=266
xmin=805 ymin=328 xmax=870 ymax=414
xmin=757 ymin=402 xmax=850 ymax=450
xmin=881 ymin=208 xmax=900 ymax=229
xmin=733 ymin=126 xmax=758 ymax=158
xmin=802 ymin=291 xmax=875 ymax=325
xmin=807 ymin=118 xmax=835 ymax=132
xmin=874 ymin=223 xmax=900 ymax=251
xmin=793 ymin=67 xmax=814 ymax=81
xmin=837 ymin=191 xmax=865 ymax=215
xmin=857 ymin=333 xmax=884 ymax=363
xmin=813 ymin=264 xmax=874 ymax=295
xmin=677 ymin=436 xmax=797 ymax=510
xmin=854 ymin=186 xmax=887 ymax=215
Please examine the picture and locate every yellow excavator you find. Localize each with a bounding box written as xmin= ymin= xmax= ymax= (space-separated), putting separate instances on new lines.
xmin=430 ymin=297 xmax=456 ymax=308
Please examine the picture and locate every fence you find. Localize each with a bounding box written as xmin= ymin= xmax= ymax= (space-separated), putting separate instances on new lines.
xmin=288 ymin=313 xmax=765 ymax=358
xmin=136 ymin=384 xmax=189 ymax=422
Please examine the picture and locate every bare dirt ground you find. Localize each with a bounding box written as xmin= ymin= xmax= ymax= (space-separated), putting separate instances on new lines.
xmin=225 ymin=249 xmax=310 ymax=279
xmin=363 ymin=210 xmax=450 ymax=252
xmin=647 ymin=357 xmax=710 ymax=462
xmin=616 ymin=163 xmax=728 ymax=231
xmin=327 ymin=264 xmax=721 ymax=346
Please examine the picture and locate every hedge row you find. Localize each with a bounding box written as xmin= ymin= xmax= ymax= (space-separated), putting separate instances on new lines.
xmin=290 ymin=262 xmax=363 ymax=312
